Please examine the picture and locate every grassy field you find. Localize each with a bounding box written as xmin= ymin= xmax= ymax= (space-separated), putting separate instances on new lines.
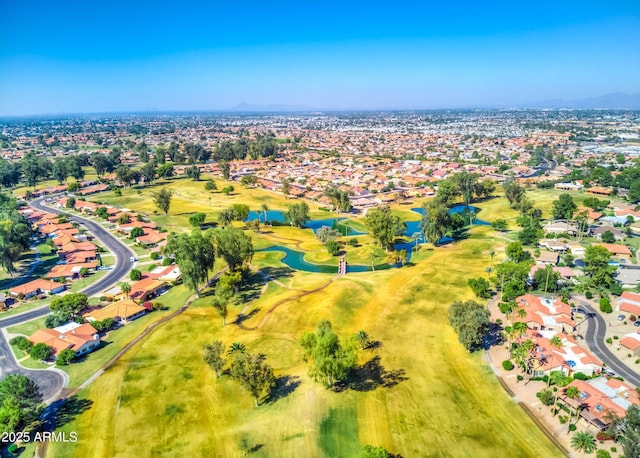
xmin=47 ymin=188 xmax=564 ymax=457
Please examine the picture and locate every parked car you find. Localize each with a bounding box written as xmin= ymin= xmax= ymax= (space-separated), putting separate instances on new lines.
xmin=130 ymin=256 xmax=137 ymax=262
xmin=634 ymin=321 xmax=640 ymax=327
xmin=617 ymin=314 xmax=626 ymax=321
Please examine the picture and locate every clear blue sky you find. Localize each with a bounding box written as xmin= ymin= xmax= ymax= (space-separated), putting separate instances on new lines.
xmin=1 ymin=1 xmax=639 ymax=115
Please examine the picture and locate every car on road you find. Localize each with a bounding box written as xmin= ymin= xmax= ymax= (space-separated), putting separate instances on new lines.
xmin=574 ymin=307 xmax=587 ymax=314
xmin=130 ymin=256 xmax=137 ymax=262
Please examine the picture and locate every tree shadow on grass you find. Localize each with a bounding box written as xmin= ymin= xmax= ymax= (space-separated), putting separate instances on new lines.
xmin=55 ymin=395 xmax=94 ymax=428
xmin=235 ymin=307 xmax=260 ymax=325
xmin=260 ymin=266 xmax=294 ymax=282
xmin=237 ymin=271 xmax=267 ymax=302
xmin=267 ymin=375 xmax=301 ymax=404
xmin=484 ymin=322 xmax=505 ymax=350
xmin=336 ymin=356 xmax=408 ymax=392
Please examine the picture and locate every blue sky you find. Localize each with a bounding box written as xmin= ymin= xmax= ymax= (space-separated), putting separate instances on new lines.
xmin=1 ymin=1 xmax=639 ymax=115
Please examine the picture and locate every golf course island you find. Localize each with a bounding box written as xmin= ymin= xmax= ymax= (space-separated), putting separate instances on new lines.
xmin=43 ymin=176 xmax=567 ymax=458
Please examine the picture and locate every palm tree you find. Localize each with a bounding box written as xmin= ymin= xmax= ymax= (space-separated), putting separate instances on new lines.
xmin=260 ymin=203 xmax=269 ymax=224
xmin=120 ymin=282 xmax=131 ymax=299
xmin=548 ymin=336 xmax=563 ymax=386
xmin=512 ymin=321 xmax=528 ymax=344
xmin=355 ymin=330 xmax=370 ymax=350
xmin=517 ymin=308 xmax=527 ymax=320
xmin=570 ymin=431 xmax=597 ymax=454
xmin=565 ymin=386 xmax=580 ymax=424
xmin=227 ymin=342 xmax=247 ymax=356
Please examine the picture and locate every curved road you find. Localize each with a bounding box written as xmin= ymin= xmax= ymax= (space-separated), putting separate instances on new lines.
xmin=578 ymin=299 xmax=640 ymax=386
xmin=0 ymin=196 xmax=136 ymax=401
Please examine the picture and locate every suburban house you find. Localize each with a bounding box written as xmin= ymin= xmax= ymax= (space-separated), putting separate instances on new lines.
xmin=45 ymin=262 xmax=98 ymax=281
xmin=535 ymin=251 xmax=560 ymax=265
xmin=129 ymin=278 xmax=168 ymax=302
xmin=29 ymin=322 xmax=101 ymax=358
xmin=544 ymin=221 xmax=578 ymax=235
xmin=590 ymin=226 xmax=625 ymax=241
xmin=135 ymin=229 xmax=165 ymax=247
xmin=83 ymin=299 xmax=147 ymax=324
xmin=9 ymin=279 xmax=65 ymax=299
xmin=620 ymin=332 xmax=640 ymax=357
xmin=148 ymin=265 xmax=181 ymax=282
xmin=515 ymin=295 xmax=574 ymax=334
xmin=616 ymin=268 xmax=640 ymax=289
xmin=563 ymin=378 xmax=640 ymax=430
xmin=617 ymin=291 xmax=640 ymax=316
xmin=593 ymin=243 xmax=632 ymax=262
xmin=539 ymin=239 xmax=569 ymax=252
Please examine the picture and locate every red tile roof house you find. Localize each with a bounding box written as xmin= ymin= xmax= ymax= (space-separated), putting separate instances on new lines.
xmin=618 ymin=291 xmax=640 ymax=316
xmin=620 ymin=332 xmax=640 ymax=357
xmin=563 ymin=378 xmax=640 ymax=430
xmin=29 ymin=322 xmax=100 ymax=359
xmin=135 ymin=230 xmax=165 ymax=248
xmin=593 ymin=243 xmax=632 ymax=261
xmin=515 ymin=294 xmax=574 ymax=334
xmin=9 ymin=279 xmax=66 ymax=299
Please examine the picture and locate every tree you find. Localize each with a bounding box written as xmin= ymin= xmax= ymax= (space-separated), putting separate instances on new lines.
xmin=130 ymin=227 xmax=144 ymax=239
xmin=316 ymin=226 xmax=341 ymax=244
xmin=467 ymin=277 xmax=491 ymax=299
xmin=287 ymin=202 xmax=310 ymax=228
xmin=518 ymin=226 xmax=540 ymax=245
xmin=435 ymin=179 xmax=460 ymax=205
xmin=156 ymin=162 xmax=174 ymax=178
xmin=260 ymin=203 xmax=269 ymax=223
xmin=231 ymin=204 xmax=250 ymax=221
xmin=448 ymin=300 xmax=490 ymax=351
xmin=421 ymin=201 xmax=451 ymax=247
xmin=164 ymin=230 xmax=215 ymax=297
xmin=616 ymin=405 xmax=640 ymax=458
xmin=536 ymin=388 xmax=555 ymax=406
xmin=120 ymin=282 xmax=131 ymax=299
xmin=240 ymin=174 xmax=257 ymax=187
xmin=140 ymin=162 xmax=156 ymax=185
xmin=533 ymin=265 xmax=560 ymax=293
xmin=49 ymin=293 xmax=88 ymax=316
xmin=185 ymin=165 xmax=200 ymax=181
xmin=52 ymin=159 xmax=68 ymax=184
xmin=30 ymin=343 xmax=53 ymax=361
xmin=130 ymin=269 xmax=142 ymax=281
xmin=599 ymin=297 xmax=613 ymax=313
xmin=65 ymin=197 xmax=76 ymax=209
xmin=189 ymin=212 xmax=206 ymax=227
xmin=355 ymin=330 xmax=370 ymax=350
xmin=211 ymin=226 xmax=253 ymax=271
xmin=219 ymin=160 xmax=231 ymax=180
xmin=506 ymin=241 xmax=526 ymax=263
xmin=601 ymin=230 xmax=616 ymax=243
xmin=325 ymin=186 xmax=352 ymax=213
xmin=360 ymin=445 xmax=391 ymax=458
xmin=552 ymin=193 xmax=577 ymax=221
xmin=221 ymin=185 xmax=234 ymax=196
xmin=218 ymin=208 xmax=236 ymax=226
xmin=56 ymin=348 xmax=75 ymax=366
xmin=571 ymin=431 xmax=597 ymax=454
xmin=281 ymin=178 xmax=291 ymax=199
xmin=203 ymin=341 xmax=226 ymax=379
xmin=229 ymin=351 xmax=276 ymax=407
xmin=365 ymin=206 xmax=406 ymax=251
xmin=503 ymin=180 xmax=526 ymax=209
xmin=300 ymin=320 xmax=357 ymax=388
xmin=326 ymin=239 xmax=340 ymax=256
xmin=0 ymin=374 xmax=42 ymax=433
xmin=152 ymin=188 xmax=172 ymax=215
xmin=584 ymin=245 xmax=616 ymax=288
xmin=492 ymin=219 xmax=508 ymax=231
xmin=451 ymin=171 xmax=479 ymax=207
xmin=205 ymin=179 xmax=217 ymax=191
xmin=211 ymin=296 xmax=228 ymax=326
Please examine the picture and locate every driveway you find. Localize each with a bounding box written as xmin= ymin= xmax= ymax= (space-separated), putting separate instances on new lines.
xmin=577 ymin=298 xmax=640 ymax=386
xmin=0 ymin=196 xmax=136 ymax=401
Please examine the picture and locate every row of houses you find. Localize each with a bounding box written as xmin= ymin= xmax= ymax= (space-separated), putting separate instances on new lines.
xmin=511 ymin=294 xmax=639 ymax=430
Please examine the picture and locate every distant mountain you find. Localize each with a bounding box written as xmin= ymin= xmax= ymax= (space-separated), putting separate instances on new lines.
xmin=524 ymin=92 xmax=640 ymax=110
xmin=230 ymin=103 xmax=315 ymax=112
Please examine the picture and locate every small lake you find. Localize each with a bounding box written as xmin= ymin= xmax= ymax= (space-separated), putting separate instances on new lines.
xmin=261 ymin=246 xmax=398 ymax=273
xmin=246 ymin=211 xmax=366 ymax=236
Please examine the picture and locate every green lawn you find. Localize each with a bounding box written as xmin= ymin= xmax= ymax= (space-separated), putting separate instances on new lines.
xmin=48 ymin=189 xmax=563 ymax=458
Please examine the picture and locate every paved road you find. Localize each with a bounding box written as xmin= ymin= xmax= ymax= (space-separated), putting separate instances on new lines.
xmin=0 ymin=196 xmax=136 ymax=401
xmin=578 ymin=299 xmax=640 ymax=387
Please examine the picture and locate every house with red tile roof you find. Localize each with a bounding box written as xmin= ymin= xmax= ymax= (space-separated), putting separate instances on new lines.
xmin=515 ymin=295 xmax=574 ymax=334
xmin=563 ymin=378 xmax=640 ymax=430
xmin=618 ymin=291 xmax=640 ymax=316
xmin=9 ymin=279 xmax=65 ymax=299
xmin=29 ymin=322 xmax=100 ymax=358
xmin=83 ymin=299 xmax=147 ymax=324
xmin=46 ymin=262 xmax=98 ymax=281
xmin=620 ymin=332 xmax=640 ymax=356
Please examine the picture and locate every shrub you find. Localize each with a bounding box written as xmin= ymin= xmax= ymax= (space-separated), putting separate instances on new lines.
xmin=606 ymin=337 xmax=613 ymax=345
xmin=610 ymin=447 xmax=617 ymax=453
xmin=558 ymin=415 xmax=568 ymax=424
xmin=573 ymin=372 xmax=587 ymax=381
xmin=630 ymin=314 xmax=637 ymax=322
xmin=595 ymin=450 xmax=611 ymax=458
xmin=10 ymin=336 xmax=32 ymax=352
xmin=348 ymin=238 xmax=358 ymax=247
xmin=150 ymin=251 xmax=160 ymax=260
xmin=502 ymin=360 xmax=514 ymax=371
xmin=148 ymin=264 xmax=158 ymax=272
xmin=99 ymin=296 xmax=107 ymax=302
xmin=586 ymin=291 xmax=593 ymax=299
xmin=596 ymin=431 xmax=613 ymax=441
xmin=568 ymin=423 xmax=577 ymax=432
xmin=613 ymin=335 xmax=619 ymax=340
xmin=30 ymin=343 xmax=53 ymax=361
xmin=517 ymin=375 xmax=524 ymax=382
xmin=599 ymin=297 xmax=612 ymax=313
xmin=130 ymin=269 xmax=142 ymax=281
xmin=162 ymin=257 xmax=172 ymax=266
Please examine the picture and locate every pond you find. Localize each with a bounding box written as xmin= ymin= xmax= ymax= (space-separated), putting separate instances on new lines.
xmin=246 ymin=211 xmax=366 ymax=235
xmin=261 ymin=246 xmax=398 ymax=273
